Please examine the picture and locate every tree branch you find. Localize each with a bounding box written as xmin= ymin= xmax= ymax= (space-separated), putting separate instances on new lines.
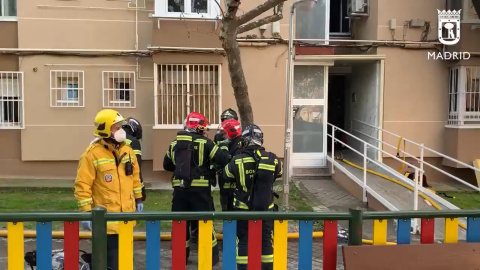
xmin=214 ymin=0 xmax=225 ymax=16
xmin=236 ymin=0 xmax=286 ymax=26
xmin=224 ymin=0 xmax=241 ymax=20
xmin=237 ymin=14 xmax=282 ymax=34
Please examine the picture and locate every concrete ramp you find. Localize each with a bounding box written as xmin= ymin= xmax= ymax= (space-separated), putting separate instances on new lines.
xmin=328 ymin=150 xmax=467 ymax=241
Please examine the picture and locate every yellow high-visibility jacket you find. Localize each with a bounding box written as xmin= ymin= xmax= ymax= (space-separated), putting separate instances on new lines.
xmin=74 ymin=138 xmax=144 ymax=234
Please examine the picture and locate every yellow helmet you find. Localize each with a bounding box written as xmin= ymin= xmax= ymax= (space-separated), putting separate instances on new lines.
xmin=94 ymin=109 xmax=126 ymax=138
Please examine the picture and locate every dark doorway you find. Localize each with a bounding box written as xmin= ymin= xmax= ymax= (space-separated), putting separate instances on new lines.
xmin=327 ymin=75 xmax=346 ymax=151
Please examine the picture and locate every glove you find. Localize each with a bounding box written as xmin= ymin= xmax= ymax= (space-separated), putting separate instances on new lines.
xmin=136 ymin=199 xmax=144 ymax=213
xmin=82 ymin=221 xmax=92 ymax=231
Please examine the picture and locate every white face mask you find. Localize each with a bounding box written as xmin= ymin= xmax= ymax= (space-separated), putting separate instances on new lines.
xmin=113 ymin=129 xmax=126 ymax=143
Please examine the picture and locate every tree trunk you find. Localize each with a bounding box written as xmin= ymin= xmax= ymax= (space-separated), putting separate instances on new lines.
xmin=221 ymin=21 xmax=254 ymax=126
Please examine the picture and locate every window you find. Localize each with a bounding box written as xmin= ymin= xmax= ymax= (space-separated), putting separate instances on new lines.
xmin=156 ymin=64 xmax=221 ymax=127
xmin=0 ymin=0 xmax=16 ymax=19
xmin=103 ymin=71 xmax=135 ymax=108
xmin=154 ymin=0 xmax=221 ymax=19
xmin=50 ymin=70 xmax=84 ymax=107
xmin=295 ymin=0 xmax=329 ymax=44
xmin=448 ymin=66 xmax=480 ymax=126
xmin=0 ymin=72 xmax=23 ymax=129
xmin=330 ymin=0 xmax=350 ymax=36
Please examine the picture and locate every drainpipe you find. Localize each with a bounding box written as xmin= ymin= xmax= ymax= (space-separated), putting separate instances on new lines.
xmin=283 ymin=2 xmax=296 ymax=211
xmin=283 ymin=0 xmax=317 ymax=210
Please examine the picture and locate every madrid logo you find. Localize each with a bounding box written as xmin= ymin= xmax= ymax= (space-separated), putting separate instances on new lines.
xmin=428 ymin=9 xmax=470 ymax=60
xmin=438 ymin=9 xmax=461 ymax=45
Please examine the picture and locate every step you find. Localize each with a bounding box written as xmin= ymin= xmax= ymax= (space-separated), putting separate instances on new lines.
xmin=292 ymin=167 xmax=331 ymax=178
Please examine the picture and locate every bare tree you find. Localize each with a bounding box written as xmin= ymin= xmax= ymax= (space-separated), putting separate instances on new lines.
xmin=220 ymin=0 xmax=286 ymax=126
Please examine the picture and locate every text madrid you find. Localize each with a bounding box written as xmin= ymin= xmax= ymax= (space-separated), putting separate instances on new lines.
xmin=428 ymin=52 xmax=471 ymax=60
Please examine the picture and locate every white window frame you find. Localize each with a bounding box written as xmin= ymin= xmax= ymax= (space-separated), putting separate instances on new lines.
xmin=50 ymin=70 xmax=85 ymax=108
xmin=329 ymin=0 xmax=351 ymax=37
xmin=0 ymin=0 xmax=17 ymax=21
xmin=102 ymin=71 xmax=136 ymax=109
xmin=447 ymin=66 xmax=480 ymax=128
xmin=294 ymin=0 xmax=330 ymax=45
xmin=154 ymin=63 xmax=222 ymax=129
xmin=153 ymin=0 xmax=221 ymax=20
xmin=0 ymin=71 xmax=24 ymax=129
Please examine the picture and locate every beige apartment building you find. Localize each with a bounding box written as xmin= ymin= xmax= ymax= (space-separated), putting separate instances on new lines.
xmin=0 ymin=0 xmax=479 ymax=185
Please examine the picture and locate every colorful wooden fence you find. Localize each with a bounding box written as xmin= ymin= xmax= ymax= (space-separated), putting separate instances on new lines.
xmin=2 ymin=209 xmax=480 ymax=270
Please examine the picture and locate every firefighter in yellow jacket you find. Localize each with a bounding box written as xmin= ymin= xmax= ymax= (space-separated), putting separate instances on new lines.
xmin=74 ymin=109 xmax=144 ymax=270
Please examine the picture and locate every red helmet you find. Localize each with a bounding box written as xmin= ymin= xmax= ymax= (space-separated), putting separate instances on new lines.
xmin=222 ymin=119 xmax=242 ymax=139
xmin=185 ymin=112 xmax=208 ymax=132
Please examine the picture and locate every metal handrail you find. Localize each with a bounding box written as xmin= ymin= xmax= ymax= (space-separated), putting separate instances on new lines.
xmin=328 ymin=122 xmax=423 ymax=223
xmin=352 ymin=128 xmax=480 ymax=192
xmin=328 ymin=123 xmax=423 ymax=173
xmin=352 ymin=119 xmax=480 ymax=173
xmin=352 ymin=119 xmax=480 ymax=192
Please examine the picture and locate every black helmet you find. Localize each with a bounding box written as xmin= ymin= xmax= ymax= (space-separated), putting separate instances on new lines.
xmin=241 ymin=124 xmax=263 ymax=146
xmin=221 ymin=108 xmax=238 ymax=122
xmin=123 ymin=117 xmax=143 ymax=140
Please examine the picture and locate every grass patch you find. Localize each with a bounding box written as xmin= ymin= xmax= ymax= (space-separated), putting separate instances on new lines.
xmin=0 ymin=185 xmax=313 ymax=232
xmin=443 ymin=191 xmax=480 ymax=209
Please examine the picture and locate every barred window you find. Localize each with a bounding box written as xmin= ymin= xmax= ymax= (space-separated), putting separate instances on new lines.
xmin=103 ymin=71 xmax=135 ymax=108
xmin=50 ymin=70 xmax=84 ymax=107
xmin=448 ymin=66 xmax=480 ymax=126
xmin=0 ymin=72 xmax=24 ymax=128
xmin=156 ymin=64 xmax=221 ymax=127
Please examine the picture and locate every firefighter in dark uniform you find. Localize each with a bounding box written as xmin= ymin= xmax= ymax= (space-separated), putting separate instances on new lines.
xmin=217 ymin=118 xmax=243 ymax=210
xmin=122 ymin=117 xmax=146 ymax=201
xmin=223 ymin=124 xmax=283 ymax=270
xmin=163 ymin=112 xmax=229 ymax=265
xmin=214 ymin=108 xmax=240 ymax=211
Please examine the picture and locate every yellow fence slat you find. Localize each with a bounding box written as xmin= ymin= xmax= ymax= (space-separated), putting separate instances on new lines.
xmin=444 ymin=217 xmax=459 ymax=243
xmin=373 ymin=219 xmax=387 ymax=245
xmin=118 ymin=221 xmax=134 ymax=270
xmin=8 ymin=222 xmax=24 ymax=270
xmin=273 ymin=220 xmax=288 ymax=270
xmin=198 ymin=220 xmax=213 ymax=270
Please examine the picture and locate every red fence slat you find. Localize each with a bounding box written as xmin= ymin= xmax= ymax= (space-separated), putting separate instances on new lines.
xmin=421 ymin=218 xmax=435 ymax=244
xmin=323 ymin=220 xmax=338 ymax=270
xmin=248 ymin=220 xmax=262 ymax=270
xmin=172 ymin=220 xmax=187 ymax=270
xmin=64 ymin=221 xmax=79 ymax=270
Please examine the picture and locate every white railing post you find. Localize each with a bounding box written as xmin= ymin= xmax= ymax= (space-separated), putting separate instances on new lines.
xmin=363 ymin=143 xmax=368 ymax=203
xmin=419 ymin=143 xmax=424 ymax=188
xmin=331 ymin=126 xmax=335 ymax=174
xmin=413 ymin=168 xmax=419 ymax=233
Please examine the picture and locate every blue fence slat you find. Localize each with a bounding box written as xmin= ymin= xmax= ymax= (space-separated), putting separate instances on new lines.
xmin=299 ymin=220 xmax=313 ymax=270
xmin=467 ymin=217 xmax=480 ymax=242
xmin=223 ymin=220 xmax=237 ymax=270
xmin=146 ymin=221 xmax=161 ymax=270
xmin=397 ymin=218 xmax=411 ymax=244
xmin=36 ymin=222 xmax=52 ymax=270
